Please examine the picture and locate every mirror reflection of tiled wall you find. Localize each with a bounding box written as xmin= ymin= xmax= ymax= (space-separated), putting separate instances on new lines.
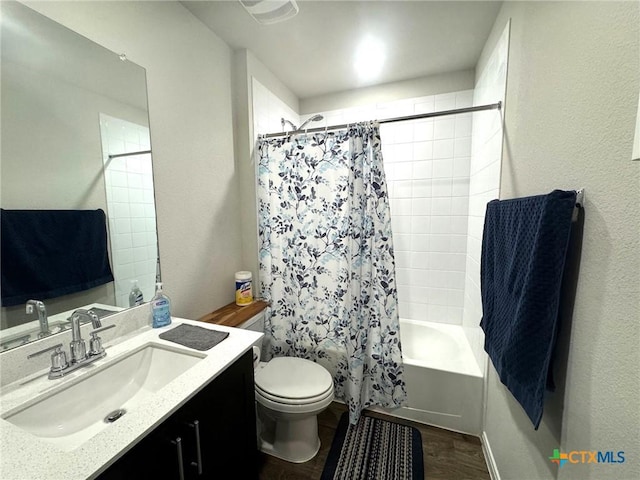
xmin=100 ymin=114 xmax=158 ymax=307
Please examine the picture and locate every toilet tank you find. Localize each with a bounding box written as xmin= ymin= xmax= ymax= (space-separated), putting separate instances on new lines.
xmin=237 ymin=310 xmax=265 ymax=352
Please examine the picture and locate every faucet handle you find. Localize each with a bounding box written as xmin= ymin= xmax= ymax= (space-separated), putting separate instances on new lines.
xmin=89 ymin=324 xmax=115 ymax=356
xmin=27 ymin=343 xmax=69 ymax=373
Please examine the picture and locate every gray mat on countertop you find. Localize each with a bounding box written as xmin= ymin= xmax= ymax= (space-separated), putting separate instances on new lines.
xmin=159 ymin=324 xmax=229 ymax=351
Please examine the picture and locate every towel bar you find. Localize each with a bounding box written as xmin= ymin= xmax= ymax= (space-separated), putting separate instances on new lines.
xmin=572 ymin=188 xmax=585 ymax=222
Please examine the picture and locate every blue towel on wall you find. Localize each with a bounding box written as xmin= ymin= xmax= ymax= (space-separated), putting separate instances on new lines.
xmin=480 ymin=190 xmax=577 ymax=429
xmin=1 ymin=209 xmax=114 ymax=307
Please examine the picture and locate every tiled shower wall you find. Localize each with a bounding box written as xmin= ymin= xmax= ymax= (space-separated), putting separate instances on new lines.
xmin=99 ymin=114 xmax=158 ymax=307
xmin=301 ymin=90 xmax=474 ymax=325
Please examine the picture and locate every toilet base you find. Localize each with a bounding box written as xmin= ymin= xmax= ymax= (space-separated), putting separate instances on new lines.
xmin=257 ymin=407 xmax=321 ymax=463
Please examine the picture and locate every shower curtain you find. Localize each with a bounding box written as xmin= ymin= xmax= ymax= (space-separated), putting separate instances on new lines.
xmin=257 ymin=121 xmax=407 ymax=424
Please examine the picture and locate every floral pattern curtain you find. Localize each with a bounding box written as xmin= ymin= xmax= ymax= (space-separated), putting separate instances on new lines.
xmin=257 ymin=122 xmax=407 ymax=424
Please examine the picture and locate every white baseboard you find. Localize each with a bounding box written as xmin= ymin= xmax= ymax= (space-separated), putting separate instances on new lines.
xmin=481 ymin=431 xmax=501 ymax=480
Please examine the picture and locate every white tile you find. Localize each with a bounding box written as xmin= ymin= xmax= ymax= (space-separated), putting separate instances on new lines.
xmin=112 ymin=187 xmax=129 ymax=203
xmin=410 ymin=234 xmax=430 ymax=252
xmin=394 ymin=180 xmax=413 ymax=198
xmin=451 ymin=216 xmax=468 ymax=235
xmin=413 ymin=141 xmax=433 ymax=161
xmin=132 ymin=232 xmax=147 ymax=248
xmin=408 ymin=269 xmax=430 ymax=287
xmin=391 ymin=215 xmax=412 ymax=234
xmin=110 ymin=171 xmax=128 ymax=187
xmin=130 ymin=204 xmax=146 ymax=218
xmin=453 ymin=157 xmax=471 ymax=178
xmin=395 ymin=125 xmax=414 ymax=144
xmin=396 ymin=268 xmax=410 ymax=286
xmin=435 ymin=93 xmax=456 ymax=111
xmin=384 ymin=164 xmax=396 ymax=182
xmin=395 ymin=163 xmax=413 ymax=180
xmin=426 ymin=270 xmax=448 ymax=288
xmin=431 ymin=197 xmax=452 ymax=216
xmin=427 ymin=304 xmax=449 ymax=322
xmin=428 ymin=288 xmax=449 ymax=306
xmin=451 ymin=196 xmax=469 ymax=215
xmin=398 ymin=302 xmax=410 ymax=319
xmin=391 ymin=198 xmax=412 ymax=216
xmin=113 ymin=218 xmax=130 ymax=235
xmin=432 ymin=159 xmax=454 ymax=179
xmin=412 ymin=161 xmax=432 ymax=179
xmin=408 ymin=286 xmax=429 ymax=304
xmin=434 ymin=119 xmax=455 ymax=140
xmin=431 ymin=216 xmax=451 ymax=234
xmin=395 ymin=143 xmax=413 ymax=162
xmin=127 ymin=173 xmax=143 ymax=189
xmin=450 ymin=253 xmax=467 ymax=271
xmin=414 ymin=97 xmax=435 ymax=114
xmin=429 ymin=235 xmax=450 ymax=253
xmin=413 ymin=120 xmax=434 ymax=141
xmin=411 ymin=198 xmax=431 ymax=215
xmin=409 ymin=303 xmax=429 ymax=321
xmin=411 ymin=216 xmax=431 ymax=234
xmin=432 ymin=178 xmax=452 ymax=197
xmin=449 ymin=235 xmax=468 ymax=253
xmin=394 ymin=251 xmax=411 ymax=267
xmin=129 ymin=189 xmax=144 ymax=203
xmin=455 ymin=115 xmax=473 ymax=137
xmin=116 ymin=248 xmax=133 ymax=265
xmin=433 ymin=139 xmax=454 ymax=159
xmin=411 ymin=179 xmax=431 ymax=198
xmin=451 ymin=178 xmax=470 ymax=197
xmin=131 ymin=218 xmax=147 ymax=234
xmin=112 ymin=203 xmax=130 ymax=219
xmin=410 ymin=252 xmax=429 ymax=269
xmin=144 ymin=204 xmax=156 ymax=218
xmin=114 ymin=233 xmax=133 ymax=250
xmin=454 ymin=137 xmax=472 ymax=158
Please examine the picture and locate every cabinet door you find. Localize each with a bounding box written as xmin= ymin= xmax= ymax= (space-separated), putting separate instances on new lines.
xmin=179 ymin=350 xmax=258 ymax=479
xmin=95 ymin=350 xmax=257 ymax=480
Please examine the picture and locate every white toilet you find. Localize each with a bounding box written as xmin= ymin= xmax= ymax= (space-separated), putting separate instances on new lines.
xmin=239 ymin=311 xmax=335 ymax=463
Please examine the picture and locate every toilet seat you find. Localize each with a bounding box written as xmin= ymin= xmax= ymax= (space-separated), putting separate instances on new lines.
xmin=256 ymin=384 xmax=334 ymax=406
xmin=255 ymin=357 xmax=333 ymax=400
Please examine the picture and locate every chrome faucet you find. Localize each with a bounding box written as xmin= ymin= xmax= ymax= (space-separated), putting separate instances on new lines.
xmin=69 ymin=309 xmax=101 ymax=363
xmin=26 ymin=300 xmax=50 ymax=338
xmin=28 ymin=309 xmax=115 ymax=379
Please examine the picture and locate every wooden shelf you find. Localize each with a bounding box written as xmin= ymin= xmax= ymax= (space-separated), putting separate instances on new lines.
xmin=198 ymin=300 xmax=269 ymax=328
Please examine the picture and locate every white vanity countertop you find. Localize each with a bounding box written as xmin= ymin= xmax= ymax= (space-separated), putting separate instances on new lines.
xmin=0 ymin=317 xmax=262 ymax=480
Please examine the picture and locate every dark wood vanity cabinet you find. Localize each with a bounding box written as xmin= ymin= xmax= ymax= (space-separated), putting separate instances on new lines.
xmin=96 ymin=350 xmax=257 ymax=480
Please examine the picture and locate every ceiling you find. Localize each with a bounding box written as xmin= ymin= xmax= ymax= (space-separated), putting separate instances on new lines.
xmin=182 ymin=0 xmax=502 ymax=100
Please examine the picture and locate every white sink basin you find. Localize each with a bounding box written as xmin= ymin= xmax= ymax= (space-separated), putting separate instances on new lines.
xmin=3 ymin=343 xmax=205 ymax=451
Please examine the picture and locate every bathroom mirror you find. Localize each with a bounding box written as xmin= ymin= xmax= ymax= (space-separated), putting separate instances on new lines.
xmin=0 ymin=2 xmax=160 ymax=350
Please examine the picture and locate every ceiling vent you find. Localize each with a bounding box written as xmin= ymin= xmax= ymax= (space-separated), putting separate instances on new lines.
xmin=239 ymin=0 xmax=299 ymax=25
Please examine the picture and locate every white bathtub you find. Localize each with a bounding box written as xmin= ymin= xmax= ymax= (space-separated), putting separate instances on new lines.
xmin=372 ymin=319 xmax=484 ymax=435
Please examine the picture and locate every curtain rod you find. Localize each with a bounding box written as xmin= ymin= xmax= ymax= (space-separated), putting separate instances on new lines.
xmin=108 ymin=149 xmax=152 ymax=159
xmin=260 ymin=102 xmax=502 ymax=139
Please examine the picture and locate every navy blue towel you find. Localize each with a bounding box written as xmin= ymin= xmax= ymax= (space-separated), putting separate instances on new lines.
xmin=480 ymin=190 xmax=577 ymax=429
xmin=1 ymin=209 xmax=114 ymax=306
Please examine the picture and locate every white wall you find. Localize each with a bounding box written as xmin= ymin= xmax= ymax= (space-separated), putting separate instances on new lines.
xmin=25 ymin=1 xmax=243 ymax=319
xmin=233 ymin=49 xmax=300 ymax=286
xmin=481 ymin=3 xmax=639 ymax=480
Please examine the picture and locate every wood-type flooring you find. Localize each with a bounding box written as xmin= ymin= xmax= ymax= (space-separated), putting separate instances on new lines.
xmin=257 ymin=402 xmax=491 ymax=480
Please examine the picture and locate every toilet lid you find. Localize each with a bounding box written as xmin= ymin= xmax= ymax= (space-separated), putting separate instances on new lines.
xmin=255 ymin=357 xmax=333 ymax=400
